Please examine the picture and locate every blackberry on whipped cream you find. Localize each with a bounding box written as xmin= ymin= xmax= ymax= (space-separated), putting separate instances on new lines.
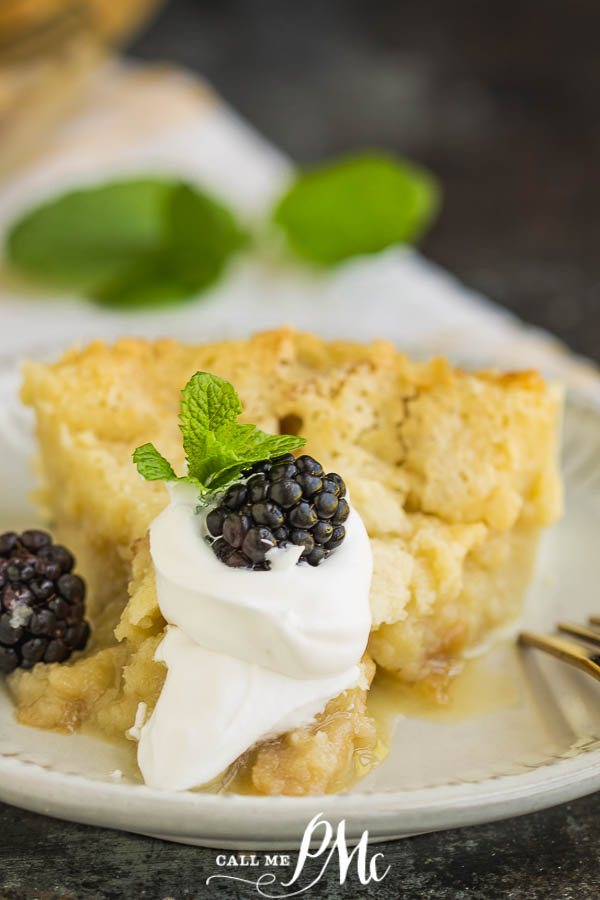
xmin=204 ymin=453 xmax=349 ymax=569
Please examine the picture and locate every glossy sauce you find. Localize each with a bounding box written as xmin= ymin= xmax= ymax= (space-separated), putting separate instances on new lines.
xmin=368 ymin=651 xmax=518 ymax=731
xmin=220 ymin=652 xmax=519 ymax=796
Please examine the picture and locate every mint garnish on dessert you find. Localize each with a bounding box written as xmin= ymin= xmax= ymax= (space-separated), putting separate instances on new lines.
xmin=133 ymin=372 xmax=350 ymax=568
xmin=133 ymin=372 xmax=306 ymax=494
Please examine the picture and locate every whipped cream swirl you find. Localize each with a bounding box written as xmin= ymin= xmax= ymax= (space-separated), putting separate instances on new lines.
xmin=137 ymin=482 xmax=373 ymax=791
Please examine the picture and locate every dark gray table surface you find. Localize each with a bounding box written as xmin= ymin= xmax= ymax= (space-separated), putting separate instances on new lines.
xmin=3 ymin=1 xmax=600 ymax=897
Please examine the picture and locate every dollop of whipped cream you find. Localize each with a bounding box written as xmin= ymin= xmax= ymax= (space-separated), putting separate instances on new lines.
xmin=137 ymin=482 xmax=373 ymax=791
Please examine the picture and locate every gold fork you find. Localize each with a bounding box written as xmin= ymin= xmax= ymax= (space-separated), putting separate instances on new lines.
xmin=519 ymin=618 xmax=600 ymax=682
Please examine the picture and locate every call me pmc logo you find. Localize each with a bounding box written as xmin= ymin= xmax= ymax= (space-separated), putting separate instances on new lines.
xmin=207 ymin=813 xmax=390 ymax=896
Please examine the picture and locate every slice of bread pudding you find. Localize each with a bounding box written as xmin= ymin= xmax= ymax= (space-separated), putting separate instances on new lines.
xmin=9 ymin=328 xmax=562 ymax=794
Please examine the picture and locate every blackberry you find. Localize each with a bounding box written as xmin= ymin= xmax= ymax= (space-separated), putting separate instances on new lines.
xmin=332 ymin=498 xmax=350 ymax=523
xmin=269 ymin=479 xmax=302 ymax=508
xmin=290 ymin=530 xmax=315 ymax=555
xmin=0 ymin=533 xmax=17 ymax=556
xmin=222 ymin=483 xmax=248 ymax=510
xmin=296 ymin=474 xmax=322 ymax=498
xmin=320 ymin=478 xmax=341 ymax=496
xmin=306 ymin=546 xmax=326 ymax=567
xmin=313 ymin=520 xmax=333 ymax=544
xmin=212 ymin=537 xmax=234 ymax=563
xmin=206 ymin=507 xmax=227 ymax=538
xmin=242 ymin=527 xmax=276 ymax=563
xmin=0 ymin=530 xmax=90 ymax=675
xmin=205 ymin=454 xmax=349 ymax=569
xmin=328 ymin=525 xmax=346 ymax=550
xmin=313 ymin=492 xmax=338 ymax=519
xmin=289 ymin=502 xmax=318 ymax=529
xmin=270 ymin=462 xmax=297 ymax=482
xmin=295 ymin=455 xmax=324 ymax=477
xmin=251 ymin=501 xmax=285 ymax=529
xmin=223 ymin=513 xmax=251 ymax=548
xmin=246 ymin=473 xmax=268 ymax=503
xmin=327 ymin=473 xmax=346 ymax=497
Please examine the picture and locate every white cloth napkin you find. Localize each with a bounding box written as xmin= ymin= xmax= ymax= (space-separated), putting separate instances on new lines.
xmin=1 ymin=61 xmax=598 ymax=401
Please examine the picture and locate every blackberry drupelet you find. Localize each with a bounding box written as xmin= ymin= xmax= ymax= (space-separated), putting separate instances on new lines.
xmin=0 ymin=530 xmax=90 ymax=675
xmin=205 ymin=454 xmax=348 ymax=569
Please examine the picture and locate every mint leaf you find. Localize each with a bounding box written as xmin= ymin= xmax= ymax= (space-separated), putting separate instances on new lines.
xmin=207 ymin=428 xmax=308 ymax=489
xmin=179 ymin=373 xmax=242 ymax=484
xmin=6 ymin=178 xmax=247 ymax=308
xmin=7 ymin=180 xmax=174 ymax=288
xmin=181 ymin=372 xmax=242 ymax=433
xmin=224 ymin=427 xmax=306 ymax=464
xmin=273 ymin=152 xmax=440 ymax=264
xmin=132 ymin=444 xmax=179 ymax=482
xmin=91 ymin=252 xmax=194 ymax=308
xmin=133 ymin=372 xmax=306 ymax=495
xmin=91 ymin=252 xmax=191 ymax=308
xmin=177 ymin=374 xmax=306 ymax=488
xmin=165 ymin=183 xmax=248 ymax=289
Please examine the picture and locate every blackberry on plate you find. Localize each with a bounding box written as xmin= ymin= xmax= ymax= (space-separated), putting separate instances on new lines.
xmin=0 ymin=530 xmax=90 ymax=675
xmin=206 ymin=454 xmax=349 ymax=569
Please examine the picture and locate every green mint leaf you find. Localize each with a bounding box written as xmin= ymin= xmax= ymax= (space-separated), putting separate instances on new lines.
xmin=133 ymin=371 xmax=306 ymax=495
xmin=181 ymin=372 xmax=242 ymax=433
xmin=273 ymin=152 xmax=440 ymax=264
xmin=165 ymin=183 xmax=248 ymax=290
xmin=6 ymin=178 xmax=247 ymax=309
xmin=132 ymin=443 xmax=179 ymax=482
xmin=179 ymin=373 xmax=242 ymax=484
xmin=132 ymin=443 xmax=203 ymax=489
xmin=205 ymin=463 xmax=246 ymax=491
xmin=6 ymin=179 xmax=175 ymax=288
xmin=222 ymin=426 xmax=305 ymax=464
xmin=206 ymin=427 xmax=306 ymax=488
xmin=91 ymin=252 xmax=193 ymax=308
xmin=180 ymin=372 xmax=307 ymax=487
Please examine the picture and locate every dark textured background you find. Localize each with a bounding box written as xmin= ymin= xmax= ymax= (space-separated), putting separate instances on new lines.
xmin=133 ymin=0 xmax=600 ymax=362
xmin=3 ymin=1 xmax=600 ymax=897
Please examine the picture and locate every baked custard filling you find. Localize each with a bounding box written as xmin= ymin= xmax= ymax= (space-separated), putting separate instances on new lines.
xmin=7 ymin=329 xmax=563 ymax=795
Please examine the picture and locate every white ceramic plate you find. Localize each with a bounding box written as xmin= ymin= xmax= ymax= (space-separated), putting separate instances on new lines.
xmin=1 ymin=356 xmax=600 ymax=850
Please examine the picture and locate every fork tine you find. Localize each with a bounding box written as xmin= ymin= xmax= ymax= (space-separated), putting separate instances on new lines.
xmin=519 ymin=631 xmax=600 ymax=682
xmin=557 ymin=621 xmax=600 ymax=647
xmin=589 ymin=616 xmax=600 ymax=628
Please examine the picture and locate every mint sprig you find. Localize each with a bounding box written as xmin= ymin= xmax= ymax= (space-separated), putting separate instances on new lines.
xmin=133 ymin=372 xmax=306 ymax=494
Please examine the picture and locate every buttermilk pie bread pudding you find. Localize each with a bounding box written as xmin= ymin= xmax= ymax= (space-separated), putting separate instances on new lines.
xmin=5 ymin=328 xmax=563 ymax=795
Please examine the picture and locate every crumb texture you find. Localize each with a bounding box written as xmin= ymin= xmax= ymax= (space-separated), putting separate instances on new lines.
xmin=248 ymin=656 xmax=377 ymax=795
xmin=10 ymin=329 xmax=562 ymax=790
